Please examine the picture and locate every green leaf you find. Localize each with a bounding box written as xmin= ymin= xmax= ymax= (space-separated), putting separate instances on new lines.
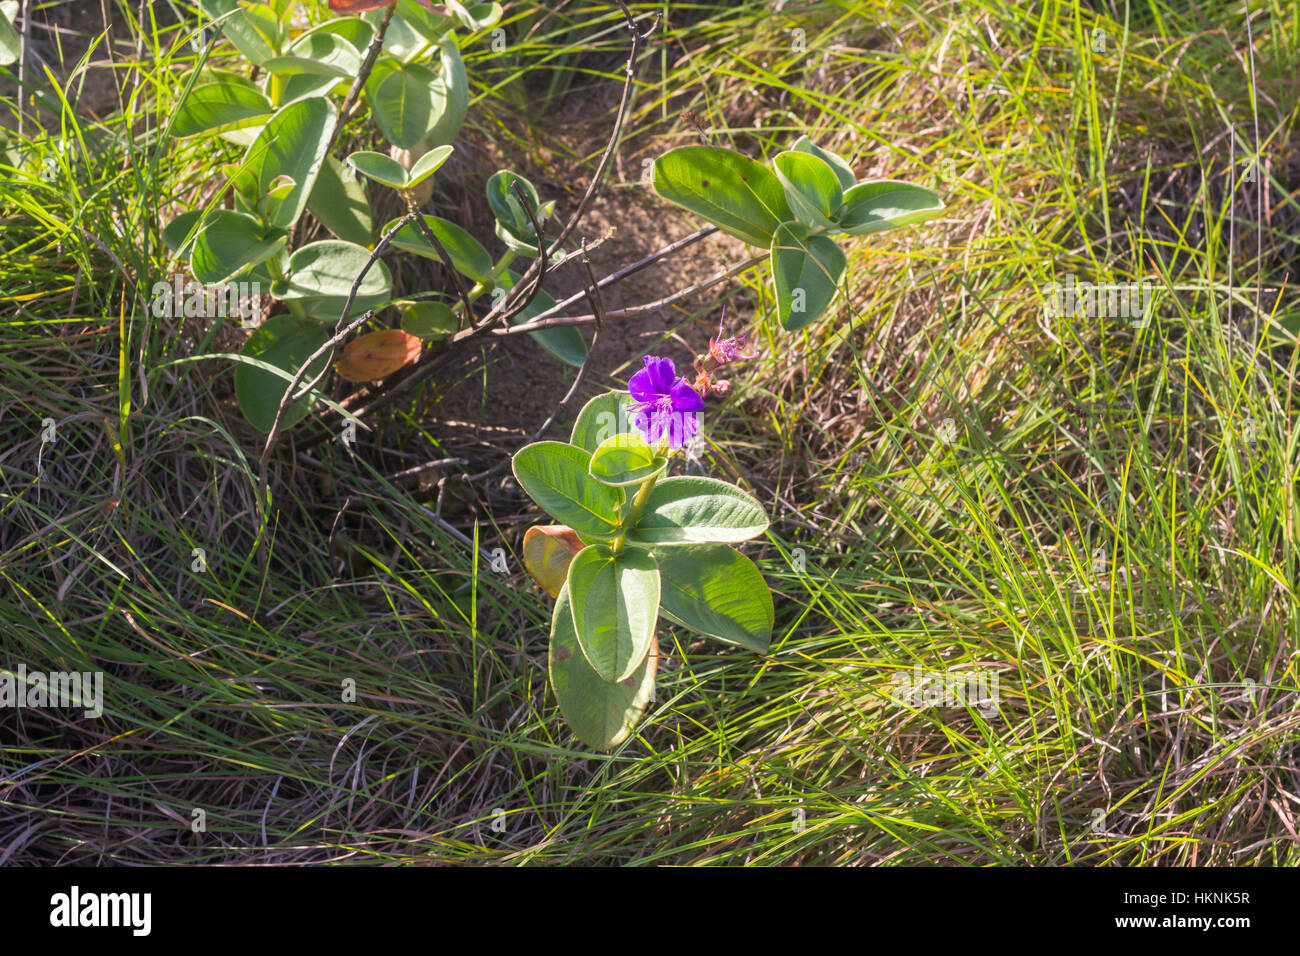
xmin=231 ymin=96 xmax=336 ymax=231
xmin=498 ymin=268 xmax=586 ymax=367
xmin=566 ymin=545 xmax=660 ymax=682
xmin=198 ymin=0 xmax=278 ymax=65
xmin=309 ymin=16 xmax=375 ymax=54
xmin=426 ymin=35 xmax=468 ymax=148
xmin=267 ymin=31 xmax=361 ymax=106
xmin=365 ymin=58 xmax=435 ymax=149
xmin=627 ymin=477 xmax=768 ymax=546
xmin=486 ymin=170 xmax=544 ymax=255
xmin=769 ymin=221 xmax=845 ymax=331
xmin=790 ymin=135 xmax=856 ymax=192
xmin=307 ymin=155 xmax=373 ymax=246
xmin=652 ymin=145 xmax=792 ymax=248
xmin=447 ymin=0 xmax=503 ymax=32
xmin=386 ymin=215 xmax=495 ymax=286
xmin=512 ymin=442 xmax=624 ymax=539
xmin=400 ymin=300 xmax=458 ymax=341
xmin=235 ymin=314 xmax=330 ymax=433
xmin=0 ymin=1 xmax=20 ymax=67
xmin=571 ymin=390 xmax=638 ymax=452
xmin=161 ymin=210 xmax=204 ymax=257
xmin=173 ymin=83 xmax=273 ymax=139
xmin=190 ymin=210 xmax=288 ymax=285
xmin=548 ymin=583 xmax=657 ymax=751
xmin=270 ymin=240 xmax=392 ymax=319
xmin=257 ymin=173 xmax=298 ymax=224
xmin=589 ymin=433 xmax=665 ymax=486
xmin=264 ymin=32 xmax=358 ymax=78
xmin=834 ymin=180 xmax=944 ymax=236
xmin=364 ymin=7 xmax=423 ymax=58
xmin=396 ymin=0 xmax=453 ymax=42
xmin=347 ymin=150 xmax=409 ymax=189
xmin=406 ymin=144 xmax=454 ymax=188
xmin=772 ymin=150 xmax=843 ymax=230
xmin=654 ymin=544 xmax=772 ymax=652
xmin=262 ymin=54 xmax=350 ymax=80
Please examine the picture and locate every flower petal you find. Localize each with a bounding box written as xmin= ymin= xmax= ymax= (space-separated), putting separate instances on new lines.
xmin=644 ymin=355 xmax=677 ymax=394
xmin=628 ymin=369 xmax=657 ymax=403
xmin=668 ymin=379 xmax=705 ymax=412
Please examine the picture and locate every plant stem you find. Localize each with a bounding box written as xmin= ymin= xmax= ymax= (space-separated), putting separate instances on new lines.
xmin=612 ymin=472 xmax=659 ymax=555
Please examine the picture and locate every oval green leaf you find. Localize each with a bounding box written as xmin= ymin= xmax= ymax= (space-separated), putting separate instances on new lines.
xmin=197 ymin=0 xmax=277 ymax=65
xmin=652 ymin=145 xmax=793 ymax=248
xmin=589 ymin=433 xmax=665 ymax=486
xmin=654 ymin=544 xmax=772 ymax=652
xmin=790 ymin=135 xmax=856 ymax=192
xmin=235 ymin=314 xmax=330 ymax=433
xmin=230 ymin=96 xmax=336 ymax=231
xmin=307 ymin=155 xmax=373 ymax=246
xmin=570 ymin=390 xmax=638 ymax=452
xmin=0 ymin=1 xmax=19 ymax=67
xmin=347 ymin=150 xmax=409 ymax=189
xmin=425 ymin=35 xmax=468 ymax=148
xmin=385 ymin=215 xmax=495 ymax=286
xmin=512 ymin=441 xmax=625 ymax=539
xmin=549 ymin=583 xmax=657 ymax=751
xmin=773 ymin=150 xmax=843 ymax=230
xmin=400 ymin=300 xmax=458 ymax=341
xmin=270 ymin=240 xmax=392 ymax=319
xmin=566 ymin=544 xmax=660 ymax=682
xmin=365 ymin=58 xmax=435 ymax=149
xmin=162 ymin=209 xmax=204 ymax=257
xmin=406 ymin=144 xmax=454 ymax=188
xmin=627 ymin=476 xmax=769 ymax=546
xmin=190 ymin=209 xmax=288 ymax=285
xmin=769 ymin=221 xmax=845 ymax=331
xmin=173 ymin=82 xmax=273 ymax=139
xmin=486 ymin=169 xmax=544 ymax=254
xmin=834 ymin=180 xmax=944 ymax=236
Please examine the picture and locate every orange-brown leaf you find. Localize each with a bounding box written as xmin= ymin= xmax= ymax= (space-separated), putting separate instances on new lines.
xmin=522 ymin=525 xmax=585 ymax=599
xmin=327 ymin=0 xmax=394 ymax=11
xmin=334 ymin=329 xmax=422 ymax=383
xmin=328 ymin=0 xmax=448 ymax=12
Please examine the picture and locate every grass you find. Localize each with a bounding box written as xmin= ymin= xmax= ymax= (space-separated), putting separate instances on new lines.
xmin=1 ymin=0 xmax=1298 ymax=864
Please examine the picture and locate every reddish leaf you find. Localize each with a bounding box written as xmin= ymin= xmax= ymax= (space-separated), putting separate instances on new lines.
xmin=327 ymin=0 xmax=447 ymax=12
xmin=327 ymin=0 xmax=393 ymax=11
xmin=334 ymin=329 xmax=422 ymax=382
xmin=522 ymin=525 xmax=585 ymax=598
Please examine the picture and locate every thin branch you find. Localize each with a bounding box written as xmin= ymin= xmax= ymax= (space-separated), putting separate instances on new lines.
xmin=326 ymin=5 xmax=394 ymax=156
xmin=577 ymin=238 xmax=607 ymax=331
xmin=255 ymin=210 xmax=418 ymax=521
xmin=295 ymin=2 xmax=664 ymax=443
xmin=523 ymin=225 xmax=717 ymax=326
xmin=495 ymin=253 xmax=766 ymax=336
xmin=488 ymin=1 xmax=656 ymax=323
xmin=407 ymin=198 xmax=474 ymax=326
xmin=449 ymin=243 xmax=608 ymax=485
xmin=492 ymin=179 xmax=551 ymax=325
xmin=390 ymin=456 xmax=469 ymax=484
xmin=305 ymin=233 xmax=746 ymax=441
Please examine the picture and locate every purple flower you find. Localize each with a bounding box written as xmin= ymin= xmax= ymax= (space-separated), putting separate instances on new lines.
xmin=628 ymin=355 xmax=705 ymax=450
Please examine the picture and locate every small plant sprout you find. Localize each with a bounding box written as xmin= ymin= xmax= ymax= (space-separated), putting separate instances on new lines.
xmin=515 ymin=347 xmax=772 ymax=750
xmin=652 ymin=136 xmax=944 ymax=329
